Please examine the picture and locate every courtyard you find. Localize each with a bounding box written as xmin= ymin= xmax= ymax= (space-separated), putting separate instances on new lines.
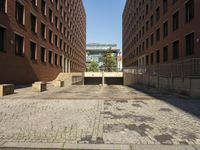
xmin=0 ymin=85 xmax=199 ymax=149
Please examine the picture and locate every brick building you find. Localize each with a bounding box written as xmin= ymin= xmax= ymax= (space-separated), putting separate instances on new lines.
xmin=123 ymin=0 xmax=200 ymax=68
xmin=0 ymin=0 xmax=86 ymax=84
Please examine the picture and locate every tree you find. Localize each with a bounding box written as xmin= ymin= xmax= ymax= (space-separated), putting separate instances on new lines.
xmin=89 ymin=61 xmax=99 ymax=72
xmin=102 ymin=49 xmax=117 ymax=72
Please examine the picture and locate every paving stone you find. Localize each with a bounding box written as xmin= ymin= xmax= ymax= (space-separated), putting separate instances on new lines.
xmin=63 ymin=144 xmax=130 ymax=150
xmin=0 ymin=85 xmax=199 ymax=147
xmin=131 ymin=145 xmax=197 ymax=150
xmin=1 ymin=142 xmax=64 ymax=149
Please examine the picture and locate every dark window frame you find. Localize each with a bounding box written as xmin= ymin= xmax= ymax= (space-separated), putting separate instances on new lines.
xmin=30 ymin=41 xmax=37 ymax=60
xmin=15 ymin=34 xmax=24 ymax=57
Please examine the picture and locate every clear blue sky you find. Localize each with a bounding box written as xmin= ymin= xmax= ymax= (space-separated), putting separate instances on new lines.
xmin=82 ymin=0 xmax=126 ymax=50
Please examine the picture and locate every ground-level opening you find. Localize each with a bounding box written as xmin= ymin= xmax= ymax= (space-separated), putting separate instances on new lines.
xmin=84 ymin=77 xmax=123 ymax=85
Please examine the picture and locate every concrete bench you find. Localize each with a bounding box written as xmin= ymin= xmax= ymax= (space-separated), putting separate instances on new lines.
xmin=32 ymin=82 xmax=47 ymax=92
xmin=0 ymin=84 xmax=14 ymax=97
xmin=52 ymin=80 xmax=64 ymax=87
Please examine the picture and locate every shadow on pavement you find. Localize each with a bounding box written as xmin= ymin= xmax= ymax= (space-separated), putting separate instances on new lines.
xmin=129 ymin=85 xmax=200 ymax=119
xmin=14 ymin=84 xmax=32 ymax=90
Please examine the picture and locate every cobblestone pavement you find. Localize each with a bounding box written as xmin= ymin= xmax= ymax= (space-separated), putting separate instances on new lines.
xmin=0 ymin=85 xmax=200 ymax=148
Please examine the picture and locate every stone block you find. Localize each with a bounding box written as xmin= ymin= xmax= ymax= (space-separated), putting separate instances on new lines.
xmin=32 ymin=81 xmax=47 ymax=92
xmin=53 ymin=80 xmax=64 ymax=87
xmin=0 ymin=84 xmax=14 ymax=97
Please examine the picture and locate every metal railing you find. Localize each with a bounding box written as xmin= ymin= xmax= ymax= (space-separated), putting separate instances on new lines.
xmin=124 ymin=58 xmax=200 ymax=78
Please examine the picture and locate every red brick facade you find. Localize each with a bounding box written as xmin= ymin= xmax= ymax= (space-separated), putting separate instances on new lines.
xmin=123 ymin=0 xmax=200 ymax=68
xmin=0 ymin=0 xmax=86 ymax=84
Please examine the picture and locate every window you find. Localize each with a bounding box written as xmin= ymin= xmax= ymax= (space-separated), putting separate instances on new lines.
xmin=31 ymin=0 xmax=36 ymax=6
xmin=146 ymin=21 xmax=149 ymax=32
xmin=156 ymin=50 xmax=160 ymax=63
xmin=30 ymin=13 xmax=36 ymax=33
xmin=156 ymin=7 xmax=160 ymax=21
xmin=146 ymin=38 xmax=149 ymax=49
xmin=156 ymin=28 xmax=160 ymax=42
xmin=0 ymin=0 xmax=5 ymax=12
xmin=48 ymin=51 xmax=53 ymax=64
xmin=55 ymin=0 xmax=58 ymax=10
xmin=41 ymin=0 xmax=46 ymax=15
xmin=16 ymin=1 xmax=24 ymax=25
xmin=55 ymin=35 xmax=58 ymax=47
xmin=60 ymin=56 xmax=62 ymax=67
xmin=150 ymin=15 xmax=154 ymax=27
xmin=146 ymin=4 xmax=149 ymax=14
xmin=30 ymin=41 xmax=36 ymax=60
xmin=151 ymin=53 xmax=154 ymax=64
xmin=49 ymin=9 xmax=53 ymax=23
xmin=151 ymin=34 xmax=154 ymax=46
xmin=60 ymin=6 xmax=63 ymax=16
xmin=60 ymin=39 xmax=62 ymax=49
xmin=49 ymin=29 xmax=53 ymax=44
xmin=163 ymin=21 xmax=168 ymax=38
xmin=60 ymin=22 xmax=62 ymax=32
xmin=40 ymin=47 xmax=46 ymax=62
xmin=55 ymin=53 xmax=58 ymax=65
xmin=15 ymin=34 xmax=24 ymax=56
xmin=173 ymin=11 xmax=179 ymax=31
xmin=173 ymin=40 xmax=179 ymax=59
xmin=186 ymin=32 xmax=194 ymax=56
xmin=163 ymin=0 xmax=168 ymax=14
xmin=185 ymin=0 xmax=194 ymax=22
xmin=146 ymin=55 xmax=149 ymax=65
xmin=0 ymin=27 xmax=5 ymax=52
xmin=41 ymin=23 xmax=46 ymax=39
xmin=55 ymin=16 xmax=58 ymax=28
xmin=163 ymin=46 xmax=168 ymax=62
xmin=172 ymin=0 xmax=177 ymax=4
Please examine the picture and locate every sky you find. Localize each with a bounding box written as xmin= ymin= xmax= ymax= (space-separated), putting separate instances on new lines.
xmin=82 ymin=0 xmax=126 ymax=50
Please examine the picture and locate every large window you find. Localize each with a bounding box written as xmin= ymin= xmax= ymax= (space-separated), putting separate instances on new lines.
xmin=30 ymin=13 xmax=36 ymax=33
xmin=156 ymin=7 xmax=160 ymax=21
xmin=15 ymin=34 xmax=24 ymax=56
xmin=55 ymin=16 xmax=58 ymax=28
xmin=185 ymin=0 xmax=194 ymax=23
xmin=41 ymin=23 xmax=46 ymax=39
xmin=163 ymin=21 xmax=168 ymax=38
xmin=31 ymin=0 xmax=36 ymax=6
xmin=172 ymin=11 xmax=179 ymax=31
xmin=173 ymin=40 xmax=179 ymax=59
xmin=186 ymin=32 xmax=194 ymax=56
xmin=150 ymin=15 xmax=154 ymax=27
xmin=151 ymin=53 xmax=154 ymax=64
xmin=49 ymin=9 xmax=53 ymax=23
xmin=146 ymin=55 xmax=149 ymax=65
xmin=0 ymin=0 xmax=5 ymax=12
xmin=60 ymin=56 xmax=62 ymax=67
xmin=156 ymin=28 xmax=160 ymax=42
xmin=48 ymin=51 xmax=53 ymax=64
xmin=146 ymin=21 xmax=149 ymax=32
xmin=146 ymin=38 xmax=149 ymax=49
xmin=163 ymin=0 xmax=168 ymax=14
xmin=41 ymin=0 xmax=46 ymax=15
xmin=16 ymin=1 xmax=24 ymax=25
xmin=41 ymin=47 xmax=46 ymax=62
xmin=49 ymin=29 xmax=53 ymax=44
xmin=30 ymin=41 xmax=36 ymax=60
xmin=55 ymin=53 xmax=58 ymax=65
xmin=55 ymin=35 xmax=58 ymax=47
xmin=156 ymin=50 xmax=160 ymax=63
xmin=163 ymin=46 xmax=168 ymax=62
xmin=0 ymin=27 xmax=5 ymax=52
xmin=151 ymin=34 xmax=154 ymax=46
